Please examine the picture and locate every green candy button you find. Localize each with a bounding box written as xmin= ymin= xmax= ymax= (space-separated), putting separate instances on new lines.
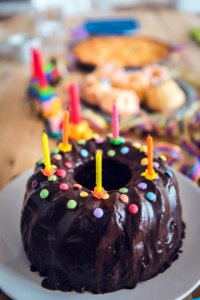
xmin=37 ymin=158 xmax=44 ymax=165
xmin=77 ymin=139 xmax=86 ymax=145
xmin=119 ymin=187 xmax=128 ymax=194
xmin=67 ymin=199 xmax=77 ymax=209
xmin=52 ymin=147 xmax=60 ymax=154
xmin=40 ymin=189 xmax=49 ymax=199
xmin=107 ymin=149 xmax=116 ymax=157
xmin=48 ymin=175 xmax=57 ymax=182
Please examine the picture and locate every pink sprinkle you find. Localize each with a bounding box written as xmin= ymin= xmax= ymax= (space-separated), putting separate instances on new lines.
xmin=59 ymin=183 xmax=68 ymax=190
xmin=64 ymin=161 xmax=72 ymax=168
xmin=56 ymin=169 xmax=66 ymax=177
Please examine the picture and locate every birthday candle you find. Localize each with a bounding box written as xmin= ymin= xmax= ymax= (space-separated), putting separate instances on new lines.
xmin=112 ymin=102 xmax=119 ymax=140
xmin=147 ymin=134 xmax=153 ymax=175
xmin=96 ymin=150 xmax=102 ymax=193
xmin=69 ymin=82 xmax=81 ymax=124
xmin=31 ymin=48 xmax=37 ymax=79
xmin=32 ymin=48 xmax=47 ymax=87
xmin=42 ymin=131 xmax=51 ymax=172
xmin=63 ymin=111 xmax=69 ymax=146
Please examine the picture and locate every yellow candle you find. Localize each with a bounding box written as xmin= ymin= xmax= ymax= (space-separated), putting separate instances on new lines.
xmin=147 ymin=134 xmax=153 ymax=175
xmin=42 ymin=131 xmax=51 ymax=172
xmin=96 ymin=150 xmax=102 ymax=193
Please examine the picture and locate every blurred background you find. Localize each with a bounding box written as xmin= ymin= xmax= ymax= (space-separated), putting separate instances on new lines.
xmin=0 ymin=0 xmax=200 ymax=61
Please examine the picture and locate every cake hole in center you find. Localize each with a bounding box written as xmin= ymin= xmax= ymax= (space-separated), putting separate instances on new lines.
xmin=74 ymin=158 xmax=132 ymax=191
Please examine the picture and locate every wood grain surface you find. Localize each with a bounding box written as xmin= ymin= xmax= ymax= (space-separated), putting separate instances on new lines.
xmin=0 ymin=7 xmax=200 ymax=300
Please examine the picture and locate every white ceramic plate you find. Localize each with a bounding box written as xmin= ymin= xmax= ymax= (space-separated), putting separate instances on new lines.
xmin=0 ymin=169 xmax=200 ymax=300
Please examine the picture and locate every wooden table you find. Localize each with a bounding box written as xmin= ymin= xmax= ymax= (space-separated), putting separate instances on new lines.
xmin=0 ymin=7 xmax=200 ymax=300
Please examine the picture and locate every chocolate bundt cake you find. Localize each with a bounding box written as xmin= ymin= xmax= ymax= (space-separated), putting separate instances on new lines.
xmin=21 ymin=138 xmax=184 ymax=294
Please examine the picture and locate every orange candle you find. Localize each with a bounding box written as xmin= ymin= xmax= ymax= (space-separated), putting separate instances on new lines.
xmin=147 ymin=134 xmax=153 ymax=175
xmin=63 ymin=111 xmax=69 ymax=146
xmin=59 ymin=111 xmax=72 ymax=153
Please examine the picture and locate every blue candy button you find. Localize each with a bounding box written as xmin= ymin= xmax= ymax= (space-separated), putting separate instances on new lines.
xmin=146 ymin=192 xmax=156 ymax=202
xmin=80 ymin=149 xmax=89 ymax=158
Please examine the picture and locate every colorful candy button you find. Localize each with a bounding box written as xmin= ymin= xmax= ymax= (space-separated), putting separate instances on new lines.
xmin=57 ymin=169 xmax=66 ymax=177
xmin=120 ymin=146 xmax=129 ymax=155
xmin=80 ymin=191 xmax=88 ymax=197
xmin=128 ymin=204 xmax=138 ymax=214
xmin=95 ymin=137 xmax=104 ymax=144
xmin=139 ymin=145 xmax=147 ymax=153
xmin=137 ymin=182 xmax=147 ymax=190
xmin=80 ymin=149 xmax=89 ymax=158
xmin=31 ymin=179 xmax=38 ymax=189
xmin=120 ymin=194 xmax=129 ymax=203
xmin=107 ymin=149 xmax=116 ymax=157
xmin=141 ymin=158 xmax=148 ymax=166
xmin=59 ymin=183 xmax=68 ymax=190
xmin=67 ymin=199 xmax=77 ymax=209
xmin=53 ymin=154 xmax=62 ymax=160
xmin=77 ymin=140 xmax=86 ymax=145
xmin=145 ymin=192 xmax=156 ymax=202
xmin=48 ymin=175 xmax=57 ymax=182
xmin=93 ymin=208 xmax=104 ymax=218
xmin=37 ymin=158 xmax=44 ymax=165
xmin=73 ymin=183 xmax=82 ymax=189
xmin=103 ymin=193 xmax=109 ymax=200
xmin=52 ymin=147 xmax=60 ymax=154
xmin=159 ymin=154 xmax=167 ymax=161
xmin=64 ymin=161 xmax=72 ymax=168
xmin=132 ymin=142 xmax=141 ymax=149
xmin=165 ymin=171 xmax=173 ymax=178
xmin=40 ymin=189 xmax=49 ymax=199
xmin=119 ymin=187 xmax=128 ymax=194
xmin=153 ymin=162 xmax=160 ymax=168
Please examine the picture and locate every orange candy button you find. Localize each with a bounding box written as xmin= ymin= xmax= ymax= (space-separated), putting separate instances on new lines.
xmin=73 ymin=183 xmax=82 ymax=189
xmin=120 ymin=194 xmax=129 ymax=203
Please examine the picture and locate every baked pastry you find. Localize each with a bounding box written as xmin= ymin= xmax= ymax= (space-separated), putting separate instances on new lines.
xmin=81 ymin=74 xmax=140 ymax=115
xmin=143 ymin=64 xmax=170 ymax=85
xmin=21 ymin=138 xmax=184 ymax=293
xmin=96 ymin=64 xmax=149 ymax=100
xmin=99 ymin=88 xmax=140 ymax=115
xmin=146 ymin=79 xmax=186 ymax=111
xmin=72 ymin=36 xmax=171 ymax=68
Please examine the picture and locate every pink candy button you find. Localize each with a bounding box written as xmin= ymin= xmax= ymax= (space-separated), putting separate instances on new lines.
xmin=59 ymin=183 xmax=68 ymax=191
xmin=64 ymin=162 xmax=72 ymax=168
xmin=56 ymin=169 xmax=66 ymax=177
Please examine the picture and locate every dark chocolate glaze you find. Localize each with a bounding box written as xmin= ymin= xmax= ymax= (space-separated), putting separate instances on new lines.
xmin=21 ymin=138 xmax=184 ymax=294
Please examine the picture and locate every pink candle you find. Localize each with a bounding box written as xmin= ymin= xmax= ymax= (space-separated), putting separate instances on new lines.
xmin=69 ymin=82 xmax=81 ymax=124
xmin=112 ymin=102 xmax=119 ymax=140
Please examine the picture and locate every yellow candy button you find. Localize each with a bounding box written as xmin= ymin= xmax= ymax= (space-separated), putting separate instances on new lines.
xmin=80 ymin=191 xmax=89 ymax=197
xmin=159 ymin=154 xmax=167 ymax=161
xmin=141 ymin=158 xmax=148 ymax=166
xmin=132 ymin=142 xmax=141 ymax=149
xmin=139 ymin=145 xmax=147 ymax=153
